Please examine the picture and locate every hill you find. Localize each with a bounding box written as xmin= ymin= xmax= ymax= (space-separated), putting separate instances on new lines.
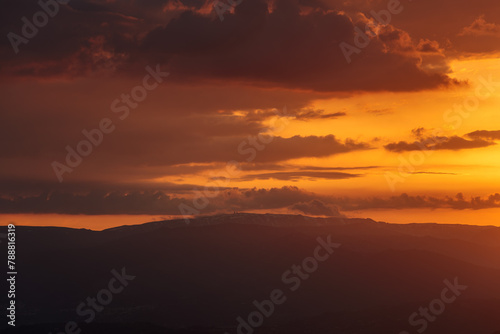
xmin=4 ymin=213 xmax=500 ymax=333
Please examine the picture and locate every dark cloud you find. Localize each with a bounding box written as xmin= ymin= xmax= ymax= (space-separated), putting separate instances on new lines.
xmin=454 ymin=16 xmax=500 ymax=53
xmin=290 ymin=199 xmax=344 ymax=217
xmin=0 ymin=190 xmax=192 ymax=215
xmin=0 ymin=0 xmax=461 ymax=92
xmin=93 ymin=134 xmax=370 ymax=167
xmin=0 ymin=76 xmax=360 ymax=186
xmin=0 ymin=0 xmax=144 ymax=77
xmin=140 ymin=0 xmax=459 ymax=92
xmin=366 ymin=109 xmax=392 ymax=115
xmin=0 ymin=186 xmax=318 ymax=215
xmin=332 ymin=192 xmax=500 ymax=211
xmin=297 ymin=165 xmax=379 ymax=171
xmin=410 ymin=171 xmax=458 ymax=176
xmin=466 ymin=130 xmax=500 ymax=141
xmin=294 ymin=109 xmax=346 ymax=121
xmin=459 ymin=16 xmax=500 ymax=37
xmin=416 ymin=39 xmax=442 ymax=54
xmin=3 ymin=186 xmax=500 ymax=215
xmin=384 ymin=134 xmax=495 ymax=152
xmin=185 ymin=186 xmax=325 ymax=213
xmin=233 ymin=163 xmax=379 ymax=172
xmin=0 ymin=0 xmax=496 ymax=220
xmin=238 ymin=171 xmax=360 ymax=181
xmin=243 ymin=108 xmax=345 ymax=122
xmin=0 ymin=178 xmax=202 ymax=194
xmin=321 ymin=0 xmax=500 ymax=54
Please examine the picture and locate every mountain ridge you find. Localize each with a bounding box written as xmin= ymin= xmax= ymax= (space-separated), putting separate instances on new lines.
xmin=4 ymin=213 xmax=500 ymax=333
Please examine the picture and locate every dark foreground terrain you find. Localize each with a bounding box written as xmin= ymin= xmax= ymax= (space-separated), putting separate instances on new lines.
xmin=2 ymin=213 xmax=500 ymax=333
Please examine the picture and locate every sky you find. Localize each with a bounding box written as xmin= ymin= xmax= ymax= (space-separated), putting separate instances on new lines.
xmin=1 ymin=0 xmax=500 ymax=229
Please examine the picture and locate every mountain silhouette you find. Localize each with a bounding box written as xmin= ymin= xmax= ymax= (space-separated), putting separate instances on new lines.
xmin=4 ymin=213 xmax=500 ymax=333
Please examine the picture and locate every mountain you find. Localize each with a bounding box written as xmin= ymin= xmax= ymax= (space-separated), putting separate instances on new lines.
xmin=4 ymin=213 xmax=500 ymax=333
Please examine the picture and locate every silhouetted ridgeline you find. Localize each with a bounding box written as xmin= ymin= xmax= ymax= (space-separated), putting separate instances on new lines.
xmin=3 ymin=213 xmax=500 ymax=334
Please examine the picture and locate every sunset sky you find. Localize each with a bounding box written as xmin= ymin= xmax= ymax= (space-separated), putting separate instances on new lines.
xmin=1 ymin=0 xmax=500 ymax=229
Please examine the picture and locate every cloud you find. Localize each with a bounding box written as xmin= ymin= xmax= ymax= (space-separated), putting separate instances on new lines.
xmin=0 ymin=0 xmax=496 ymax=220
xmin=410 ymin=171 xmax=458 ymax=176
xmin=319 ymin=1 xmax=500 ymax=55
xmin=366 ymin=109 xmax=392 ymax=115
xmin=0 ymin=178 xmax=202 ymax=194
xmin=93 ymin=134 xmax=370 ymax=167
xmin=4 ymin=186 xmax=500 ymax=215
xmin=290 ymin=199 xmax=344 ymax=217
xmin=416 ymin=39 xmax=443 ymax=54
xmin=0 ymin=0 xmax=461 ymax=92
xmin=0 ymin=186 xmax=320 ymax=215
xmin=0 ymin=190 xmax=192 ymax=215
xmin=459 ymin=16 xmax=500 ymax=37
xmin=384 ymin=130 xmax=496 ymax=152
xmin=297 ymin=165 xmax=379 ymax=171
xmin=454 ymin=15 xmax=500 ymax=53
xmin=140 ymin=0 xmax=460 ymax=92
xmin=293 ymin=109 xmax=347 ymax=121
xmin=332 ymin=192 xmax=500 ymax=211
xmin=466 ymin=130 xmax=500 ymax=140
xmin=0 ymin=74 xmax=369 ymax=187
xmin=243 ymin=108 xmax=346 ymax=122
xmin=238 ymin=171 xmax=360 ymax=181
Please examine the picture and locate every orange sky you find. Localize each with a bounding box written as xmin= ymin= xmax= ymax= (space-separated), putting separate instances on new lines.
xmin=1 ymin=0 xmax=500 ymax=228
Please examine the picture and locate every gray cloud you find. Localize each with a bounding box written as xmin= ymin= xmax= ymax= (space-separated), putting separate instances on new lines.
xmin=238 ymin=171 xmax=360 ymax=181
xmin=466 ymin=130 xmax=500 ymax=140
xmin=4 ymin=186 xmax=500 ymax=215
xmin=384 ymin=130 xmax=496 ymax=152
